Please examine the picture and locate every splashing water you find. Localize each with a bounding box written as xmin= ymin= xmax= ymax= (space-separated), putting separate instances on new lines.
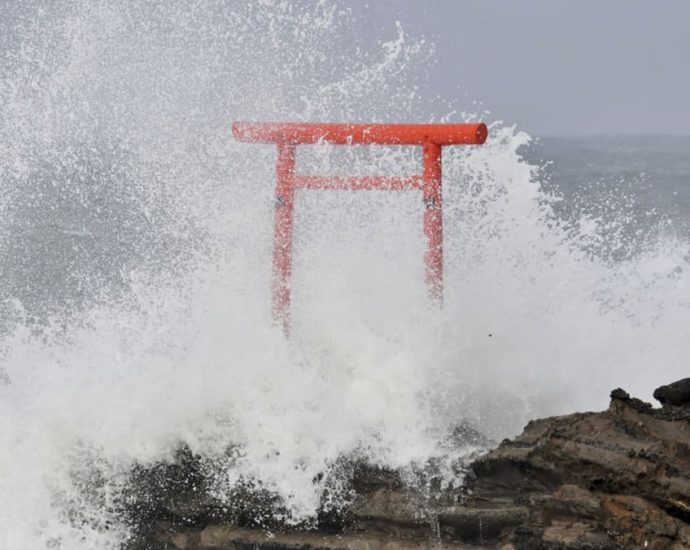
xmin=1 ymin=1 xmax=689 ymax=547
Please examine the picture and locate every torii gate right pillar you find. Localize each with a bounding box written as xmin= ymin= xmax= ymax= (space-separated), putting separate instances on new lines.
xmin=423 ymin=140 xmax=443 ymax=303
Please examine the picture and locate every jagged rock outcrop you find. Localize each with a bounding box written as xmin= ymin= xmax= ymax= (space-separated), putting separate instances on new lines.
xmin=654 ymin=378 xmax=690 ymax=408
xmin=465 ymin=387 xmax=690 ymax=549
xmin=126 ymin=382 xmax=690 ymax=549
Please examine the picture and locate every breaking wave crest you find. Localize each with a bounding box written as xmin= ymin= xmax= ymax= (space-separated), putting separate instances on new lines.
xmin=0 ymin=1 xmax=688 ymax=547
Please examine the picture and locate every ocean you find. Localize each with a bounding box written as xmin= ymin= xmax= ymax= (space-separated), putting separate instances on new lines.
xmin=1 ymin=1 xmax=689 ymax=548
xmin=524 ymin=135 xmax=690 ymax=244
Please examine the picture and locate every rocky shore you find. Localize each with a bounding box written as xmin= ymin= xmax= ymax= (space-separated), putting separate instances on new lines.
xmin=125 ymin=380 xmax=690 ymax=549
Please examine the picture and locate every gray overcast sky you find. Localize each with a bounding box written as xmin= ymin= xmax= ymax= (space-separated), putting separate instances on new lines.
xmin=359 ymin=1 xmax=690 ymax=136
xmin=2 ymin=1 xmax=688 ymax=136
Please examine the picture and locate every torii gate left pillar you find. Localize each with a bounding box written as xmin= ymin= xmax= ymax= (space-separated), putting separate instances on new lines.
xmin=232 ymin=121 xmax=488 ymax=334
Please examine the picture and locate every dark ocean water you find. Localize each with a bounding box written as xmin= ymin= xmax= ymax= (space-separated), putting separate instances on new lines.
xmin=522 ymin=135 xmax=690 ymax=243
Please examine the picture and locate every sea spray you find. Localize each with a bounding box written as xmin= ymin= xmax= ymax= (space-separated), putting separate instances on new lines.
xmin=0 ymin=1 xmax=689 ymax=548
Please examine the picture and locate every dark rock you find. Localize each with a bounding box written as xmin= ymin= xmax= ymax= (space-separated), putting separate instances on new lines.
xmin=448 ymin=421 xmax=495 ymax=449
xmin=122 ymin=385 xmax=690 ymax=549
xmin=610 ymin=387 xmax=630 ymax=401
xmin=654 ymin=378 xmax=690 ymax=407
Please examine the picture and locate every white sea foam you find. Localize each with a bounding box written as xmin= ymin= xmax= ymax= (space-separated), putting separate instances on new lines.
xmin=0 ymin=1 xmax=689 ymax=548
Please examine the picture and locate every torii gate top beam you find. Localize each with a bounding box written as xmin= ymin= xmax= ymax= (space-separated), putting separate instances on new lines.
xmin=232 ymin=121 xmax=488 ymax=145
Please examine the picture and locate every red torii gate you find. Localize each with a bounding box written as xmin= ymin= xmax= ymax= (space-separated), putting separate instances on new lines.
xmin=232 ymin=121 xmax=488 ymax=333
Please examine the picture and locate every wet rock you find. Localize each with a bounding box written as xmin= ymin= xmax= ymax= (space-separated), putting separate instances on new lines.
xmin=654 ymin=378 xmax=690 ymax=408
xmin=125 ymin=382 xmax=690 ymax=549
xmin=447 ymin=421 xmax=495 ymax=449
xmin=461 ymin=384 xmax=690 ymax=548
